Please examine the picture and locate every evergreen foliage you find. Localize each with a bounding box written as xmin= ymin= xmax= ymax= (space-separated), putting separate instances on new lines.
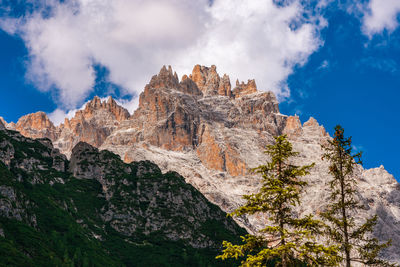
xmin=321 ymin=125 xmax=395 ymax=267
xmin=217 ymin=135 xmax=339 ymax=266
xmin=0 ymin=129 xmax=243 ymax=267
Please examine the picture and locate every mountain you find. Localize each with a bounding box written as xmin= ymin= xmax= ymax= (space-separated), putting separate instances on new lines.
xmin=2 ymin=64 xmax=400 ymax=263
xmin=0 ymin=125 xmax=244 ymax=266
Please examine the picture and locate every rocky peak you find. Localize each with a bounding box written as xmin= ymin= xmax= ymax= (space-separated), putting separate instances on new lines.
xmin=232 ymin=79 xmax=258 ymax=98
xmin=302 ymin=117 xmax=327 ymax=137
xmin=49 ymin=96 xmax=131 ymax=157
xmin=15 ymin=111 xmax=57 ymax=140
xmin=303 ymin=117 xmax=319 ymax=128
xmin=283 ymin=116 xmax=328 ymax=141
xmin=81 ymin=96 xmax=130 ymax=122
xmin=190 ymin=64 xmax=232 ymax=97
xmin=218 ymin=73 xmax=232 ymax=97
xmin=16 ymin=111 xmax=55 ymax=131
xmin=179 ymin=75 xmax=203 ymax=96
xmin=282 ymin=115 xmax=302 ymax=137
xmin=148 ymin=65 xmax=180 ymax=90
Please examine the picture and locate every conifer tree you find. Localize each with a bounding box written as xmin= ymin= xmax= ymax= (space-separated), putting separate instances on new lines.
xmin=217 ymin=135 xmax=339 ymax=266
xmin=321 ymin=125 xmax=395 ymax=267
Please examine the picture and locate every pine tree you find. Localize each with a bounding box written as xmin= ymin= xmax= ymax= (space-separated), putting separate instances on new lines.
xmin=321 ymin=125 xmax=395 ymax=267
xmin=217 ymin=135 xmax=339 ymax=266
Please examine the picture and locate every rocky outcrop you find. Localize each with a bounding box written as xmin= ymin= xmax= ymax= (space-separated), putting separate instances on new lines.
xmin=0 ymin=126 xmax=244 ymax=265
xmin=15 ymin=112 xmax=57 ymax=140
xmin=0 ymin=96 xmax=131 ymax=158
xmin=66 ymin=141 xmax=244 ymax=248
xmin=0 ymin=116 xmax=15 ymax=130
xmin=82 ymin=96 xmax=130 ymax=122
xmin=282 ymin=115 xmax=302 ymax=137
xmin=232 ymin=79 xmax=258 ymax=98
xmin=189 ymin=65 xmax=232 ymax=97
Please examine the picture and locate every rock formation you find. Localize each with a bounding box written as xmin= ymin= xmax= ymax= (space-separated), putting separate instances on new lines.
xmin=0 ymin=126 xmax=243 ymax=265
xmin=14 ymin=111 xmax=57 ymax=140
xmin=2 ymin=65 xmax=400 ymax=263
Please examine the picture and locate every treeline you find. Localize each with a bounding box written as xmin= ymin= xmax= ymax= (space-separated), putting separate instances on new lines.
xmin=217 ymin=125 xmax=396 ymax=267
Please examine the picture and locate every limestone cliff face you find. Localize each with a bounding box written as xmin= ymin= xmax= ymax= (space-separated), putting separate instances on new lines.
xmin=4 ymin=64 xmax=400 ymax=263
xmin=103 ymin=65 xmax=285 ymax=177
xmin=3 ymin=96 xmax=131 ymax=158
xmin=54 ymin=96 xmax=130 ymax=157
xmin=129 ymin=66 xmax=202 ymax=151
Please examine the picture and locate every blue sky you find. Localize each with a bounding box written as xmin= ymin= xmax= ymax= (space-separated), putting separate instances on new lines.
xmin=0 ymin=0 xmax=400 ymax=179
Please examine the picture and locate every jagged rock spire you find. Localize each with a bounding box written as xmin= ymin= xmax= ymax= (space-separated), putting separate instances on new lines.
xmin=82 ymin=96 xmax=130 ymax=122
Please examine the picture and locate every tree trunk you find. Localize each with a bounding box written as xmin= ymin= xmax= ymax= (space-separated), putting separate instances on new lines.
xmin=339 ymin=152 xmax=351 ymax=267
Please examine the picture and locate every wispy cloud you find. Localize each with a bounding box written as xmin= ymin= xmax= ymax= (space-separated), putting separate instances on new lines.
xmin=352 ymin=144 xmax=365 ymax=153
xmin=318 ymin=60 xmax=330 ymax=70
xmin=358 ymin=56 xmax=398 ymax=73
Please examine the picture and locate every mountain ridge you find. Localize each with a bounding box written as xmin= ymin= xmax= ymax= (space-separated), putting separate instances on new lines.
xmin=0 ymin=125 xmax=244 ymax=266
xmin=1 ymin=64 xmax=400 ymax=263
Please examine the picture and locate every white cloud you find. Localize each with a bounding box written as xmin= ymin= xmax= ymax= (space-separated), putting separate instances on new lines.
xmin=1 ymin=0 xmax=325 ymax=111
xmin=48 ymin=107 xmax=79 ymax=126
xmin=318 ymin=60 xmax=330 ymax=70
xmin=362 ymin=0 xmax=400 ymax=36
xmin=174 ymin=0 xmax=324 ymax=99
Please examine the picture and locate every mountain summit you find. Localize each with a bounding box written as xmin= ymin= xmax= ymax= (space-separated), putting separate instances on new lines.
xmin=2 ymin=65 xmax=400 ymax=263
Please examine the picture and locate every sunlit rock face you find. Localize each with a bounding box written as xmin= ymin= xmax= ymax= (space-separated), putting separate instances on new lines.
xmin=3 ymin=96 xmax=130 ymax=158
xmin=14 ymin=112 xmax=58 ymax=140
xmin=6 ymin=65 xmax=400 ymax=263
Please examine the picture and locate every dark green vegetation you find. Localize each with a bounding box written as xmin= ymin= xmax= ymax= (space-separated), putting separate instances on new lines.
xmin=321 ymin=125 xmax=395 ymax=267
xmin=0 ymin=129 xmax=245 ymax=266
xmin=217 ymin=135 xmax=339 ymax=266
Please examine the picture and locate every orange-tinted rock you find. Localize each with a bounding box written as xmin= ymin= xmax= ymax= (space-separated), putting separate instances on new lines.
xmin=54 ymin=96 xmax=131 ymax=156
xmin=224 ymin=143 xmax=246 ymax=176
xmin=190 ymin=64 xmax=232 ymax=96
xmin=196 ymin=125 xmax=247 ymax=176
xmin=82 ymin=96 xmax=130 ymax=122
xmin=134 ymin=71 xmax=201 ymax=151
xmin=123 ymin=152 xmax=135 ymax=163
xmin=0 ymin=117 xmax=6 ymax=127
xmin=303 ymin=117 xmax=328 ymax=137
xmin=191 ymin=64 xmax=208 ymax=91
xmin=197 ymin=125 xmax=225 ymax=171
xmin=232 ymin=79 xmax=258 ymax=98
xmin=283 ymin=115 xmax=302 ymax=137
xmin=233 ymin=91 xmax=284 ymax=135
xmin=15 ymin=112 xmax=58 ymax=140
xmin=148 ymin=65 xmax=180 ymax=90
xmin=218 ymin=74 xmax=232 ymax=97
xmin=179 ymin=77 xmax=203 ymax=96
xmin=11 ymin=65 xmax=284 ymax=169
xmin=303 ymin=117 xmax=319 ymax=128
